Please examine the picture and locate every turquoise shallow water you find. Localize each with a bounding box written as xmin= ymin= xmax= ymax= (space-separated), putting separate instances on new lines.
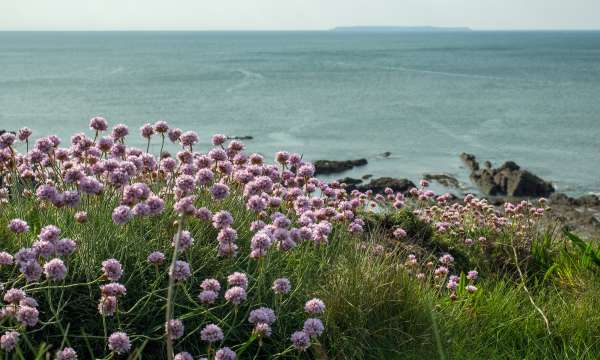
xmin=1 ymin=31 xmax=599 ymax=195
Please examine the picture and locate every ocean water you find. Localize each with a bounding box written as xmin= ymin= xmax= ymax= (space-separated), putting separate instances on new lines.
xmin=1 ymin=31 xmax=599 ymax=196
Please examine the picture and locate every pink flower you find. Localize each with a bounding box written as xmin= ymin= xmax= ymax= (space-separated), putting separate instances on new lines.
xmin=215 ymin=347 xmax=236 ymax=360
xmin=393 ymin=228 xmax=407 ymax=239
xmin=290 ymin=331 xmax=310 ymax=351
xmin=272 ymin=278 xmax=291 ymax=295
xmin=168 ymin=128 xmax=182 ymax=142
xmin=303 ymin=318 xmax=324 ymax=337
xmin=198 ymin=290 xmax=218 ymax=304
xmin=200 ymin=324 xmax=224 ymax=343
xmin=100 ymin=282 xmax=127 ymax=297
xmin=4 ymin=288 xmax=26 ymax=303
xmin=89 ymin=116 xmax=108 ymax=131
xmin=169 ymin=261 xmax=191 ymax=282
xmin=227 ymin=272 xmax=248 ymax=289
xmin=55 ymin=347 xmax=77 ymax=360
xmin=201 ymin=278 xmax=221 ymax=292
xmin=0 ymin=252 xmax=13 ymax=265
xmin=248 ymin=307 xmax=276 ymax=325
xmin=212 ymin=134 xmax=226 ymax=146
xmin=0 ymin=331 xmax=19 ymax=351
xmin=112 ymin=205 xmax=132 ymax=225
xmin=166 ymin=319 xmax=184 ymax=340
xmin=98 ymin=296 xmax=117 ymax=316
xmin=74 ymin=211 xmax=88 ymax=223
xmin=111 ymin=124 xmax=129 ymax=140
xmin=16 ymin=305 xmax=39 ymax=327
xmin=212 ymin=211 xmax=233 ymax=229
xmin=224 ymin=286 xmax=246 ymax=305
xmin=101 ymin=259 xmax=123 ymax=281
xmin=304 ymin=298 xmax=325 ymax=315
xmin=108 ymin=332 xmax=131 ymax=354
xmin=154 ymin=120 xmax=169 ymax=133
xmin=43 ymin=258 xmax=67 ymax=281
xmin=8 ymin=219 xmax=29 ymax=234
xmin=140 ymin=123 xmax=154 ymax=139
xmin=180 ymin=131 xmax=199 ymax=147
xmin=147 ymin=251 xmax=165 ymax=265
xmin=175 ymin=352 xmax=194 ymax=360
xmin=210 ymin=183 xmax=230 ymax=201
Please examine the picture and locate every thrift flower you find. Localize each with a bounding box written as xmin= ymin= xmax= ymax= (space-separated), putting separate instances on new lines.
xmin=0 ymin=331 xmax=19 ymax=351
xmin=227 ymin=272 xmax=248 ymax=289
xmin=304 ymin=298 xmax=325 ymax=315
xmin=215 ymin=347 xmax=236 ymax=360
xmin=147 ymin=251 xmax=166 ymax=265
xmin=166 ymin=319 xmax=184 ymax=340
xmin=290 ymin=331 xmax=310 ymax=351
xmin=102 ymin=259 xmax=123 ymax=281
xmin=8 ymin=219 xmax=29 ymax=234
xmin=169 ymin=261 xmax=191 ymax=282
xmin=303 ymin=318 xmax=324 ymax=337
xmin=272 ymin=278 xmax=291 ymax=295
xmin=55 ymin=347 xmax=78 ymax=360
xmin=108 ymin=332 xmax=131 ymax=354
xmin=200 ymin=324 xmax=224 ymax=343
xmin=44 ymin=258 xmax=67 ymax=281
xmin=224 ymin=286 xmax=246 ymax=305
xmin=174 ymin=352 xmax=194 ymax=360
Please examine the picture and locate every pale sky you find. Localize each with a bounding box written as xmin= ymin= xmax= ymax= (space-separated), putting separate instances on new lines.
xmin=1 ymin=0 xmax=599 ymax=31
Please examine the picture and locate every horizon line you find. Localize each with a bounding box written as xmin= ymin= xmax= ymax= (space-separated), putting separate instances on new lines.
xmin=1 ymin=27 xmax=600 ymax=32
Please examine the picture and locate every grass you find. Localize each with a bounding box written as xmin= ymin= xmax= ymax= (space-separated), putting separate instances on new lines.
xmin=2 ymin=191 xmax=600 ymax=359
xmin=0 ymin=124 xmax=599 ymax=359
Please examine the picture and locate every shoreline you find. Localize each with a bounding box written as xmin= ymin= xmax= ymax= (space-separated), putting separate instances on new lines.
xmin=314 ymin=155 xmax=600 ymax=239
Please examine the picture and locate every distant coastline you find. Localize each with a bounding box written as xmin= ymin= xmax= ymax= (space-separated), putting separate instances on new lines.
xmin=330 ymin=26 xmax=472 ymax=32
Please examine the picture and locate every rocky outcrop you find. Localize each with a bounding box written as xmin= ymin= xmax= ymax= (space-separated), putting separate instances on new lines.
xmin=338 ymin=176 xmax=416 ymax=194
xmin=338 ymin=177 xmax=363 ymax=187
xmin=460 ymin=153 xmax=554 ymax=197
xmin=460 ymin=153 xmax=479 ymax=172
xmin=359 ymin=177 xmax=416 ymax=194
xmin=423 ymin=173 xmax=461 ymax=188
xmin=548 ymin=193 xmax=600 ymax=239
xmin=550 ymin=193 xmax=600 ymax=207
xmin=314 ymin=159 xmax=368 ymax=175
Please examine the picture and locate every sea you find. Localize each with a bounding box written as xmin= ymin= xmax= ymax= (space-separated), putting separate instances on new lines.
xmin=1 ymin=31 xmax=599 ymax=196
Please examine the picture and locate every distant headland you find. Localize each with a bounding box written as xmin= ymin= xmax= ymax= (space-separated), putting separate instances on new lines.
xmin=330 ymin=26 xmax=472 ymax=32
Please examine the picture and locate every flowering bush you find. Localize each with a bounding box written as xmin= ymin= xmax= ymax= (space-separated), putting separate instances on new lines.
xmin=0 ymin=119 xmax=597 ymax=359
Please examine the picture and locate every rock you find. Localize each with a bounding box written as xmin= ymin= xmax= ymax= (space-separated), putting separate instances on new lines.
xmin=497 ymin=161 xmax=520 ymax=172
xmin=314 ymin=158 xmax=368 ymax=175
xmin=362 ymin=174 xmax=373 ymax=180
xmin=470 ymin=170 xmax=503 ymax=195
xmin=460 ymin=152 xmax=479 ymax=171
xmin=502 ymin=170 xmax=554 ymax=197
xmin=382 ymin=152 xmax=392 ymax=158
xmin=357 ymin=177 xmax=416 ymax=194
xmin=549 ymin=192 xmax=576 ymax=206
xmin=227 ymin=135 xmax=253 ymax=140
xmin=575 ymin=194 xmax=600 ymax=207
xmin=550 ymin=193 xmax=600 ymax=207
xmin=461 ymin=154 xmax=554 ymax=198
xmin=423 ymin=173 xmax=461 ymax=188
xmin=338 ymin=177 xmax=363 ymax=187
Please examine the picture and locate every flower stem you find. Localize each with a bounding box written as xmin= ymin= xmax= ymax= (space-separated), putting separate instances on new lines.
xmin=165 ymin=216 xmax=185 ymax=360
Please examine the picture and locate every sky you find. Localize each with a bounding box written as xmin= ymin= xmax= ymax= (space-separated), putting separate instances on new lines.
xmin=1 ymin=0 xmax=600 ymax=31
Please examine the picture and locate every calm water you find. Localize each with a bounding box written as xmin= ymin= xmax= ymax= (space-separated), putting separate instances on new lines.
xmin=1 ymin=31 xmax=599 ymax=195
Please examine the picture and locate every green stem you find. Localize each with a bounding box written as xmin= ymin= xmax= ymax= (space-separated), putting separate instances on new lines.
xmin=165 ymin=216 xmax=185 ymax=360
